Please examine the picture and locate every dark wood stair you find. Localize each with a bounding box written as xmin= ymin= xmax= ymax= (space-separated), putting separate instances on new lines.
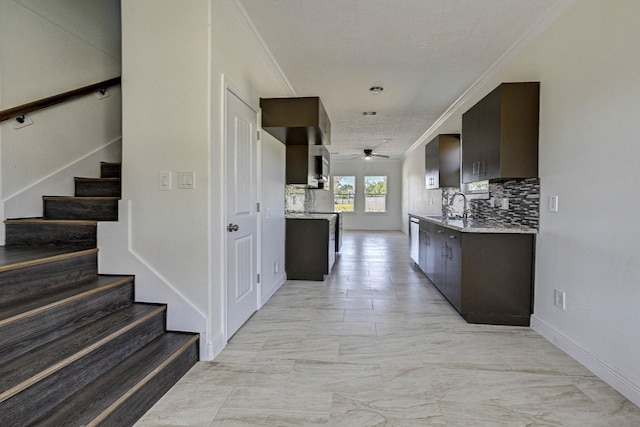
xmin=4 ymin=218 xmax=97 ymax=247
xmin=0 ymin=162 xmax=199 ymax=426
xmin=75 ymin=177 xmax=121 ymax=197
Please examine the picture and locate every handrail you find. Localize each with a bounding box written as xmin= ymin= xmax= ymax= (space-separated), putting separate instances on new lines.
xmin=0 ymin=76 xmax=121 ymax=123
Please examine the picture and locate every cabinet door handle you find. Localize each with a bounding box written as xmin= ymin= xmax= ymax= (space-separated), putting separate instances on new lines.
xmin=448 ymin=246 xmax=453 ymax=261
xmin=479 ymin=160 xmax=486 ymax=175
xmin=441 ymin=245 xmax=447 ymax=257
xmin=472 ymin=162 xmax=478 ymax=175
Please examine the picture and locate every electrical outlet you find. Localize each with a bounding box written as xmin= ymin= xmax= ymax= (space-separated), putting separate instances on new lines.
xmin=500 ymin=198 xmax=509 ymax=210
xmin=554 ymin=289 xmax=566 ymax=310
xmin=549 ymin=195 xmax=559 ymax=212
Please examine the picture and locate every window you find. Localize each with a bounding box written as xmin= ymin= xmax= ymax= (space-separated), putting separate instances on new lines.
xmin=333 ymin=176 xmax=355 ymax=212
xmin=364 ymin=175 xmax=387 ymax=212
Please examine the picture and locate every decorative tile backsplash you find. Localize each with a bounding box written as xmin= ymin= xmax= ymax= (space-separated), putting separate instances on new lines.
xmin=443 ymin=178 xmax=540 ymax=229
xmin=285 ymin=185 xmax=317 ymax=213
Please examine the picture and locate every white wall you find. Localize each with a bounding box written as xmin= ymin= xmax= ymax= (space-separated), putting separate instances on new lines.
xmin=0 ymin=0 xmax=122 ymax=242
xmin=331 ymin=159 xmax=403 ymax=230
xmin=402 ymin=0 xmax=640 ymax=406
xmin=260 ymin=132 xmax=286 ymax=304
xmin=119 ymin=0 xmax=292 ymax=359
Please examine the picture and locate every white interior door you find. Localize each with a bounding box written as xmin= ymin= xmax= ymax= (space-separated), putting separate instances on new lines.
xmin=226 ymin=89 xmax=258 ymax=338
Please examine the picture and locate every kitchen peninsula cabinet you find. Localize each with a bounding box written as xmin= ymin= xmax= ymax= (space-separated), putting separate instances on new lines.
xmin=461 ymin=82 xmax=539 ymax=183
xmin=425 ymin=134 xmax=461 ymax=189
xmin=285 ymin=214 xmax=336 ymax=280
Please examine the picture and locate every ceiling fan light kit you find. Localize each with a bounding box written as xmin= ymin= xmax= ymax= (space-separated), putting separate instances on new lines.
xmin=362 ymin=149 xmax=390 ymax=159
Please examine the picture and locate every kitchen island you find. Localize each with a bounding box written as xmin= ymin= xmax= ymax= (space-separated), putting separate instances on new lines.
xmin=285 ymin=213 xmax=337 ymax=280
xmin=409 ymin=213 xmax=536 ymax=326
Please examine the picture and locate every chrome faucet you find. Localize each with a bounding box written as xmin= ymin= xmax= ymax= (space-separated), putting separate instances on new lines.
xmin=449 ymin=192 xmax=469 ymax=220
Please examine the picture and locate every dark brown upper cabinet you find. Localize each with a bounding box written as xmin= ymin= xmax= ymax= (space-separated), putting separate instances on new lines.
xmin=285 ymin=144 xmax=330 ymax=189
xmin=260 ymin=97 xmax=331 ymax=146
xmin=261 ymin=97 xmax=332 ymax=189
xmin=425 ymin=134 xmax=461 ymax=189
xmin=461 ymin=82 xmax=539 ymax=184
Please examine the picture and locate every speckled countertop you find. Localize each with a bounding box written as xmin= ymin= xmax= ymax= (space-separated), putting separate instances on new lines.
xmin=285 ymin=213 xmax=337 ymax=220
xmin=409 ymin=213 xmax=537 ymax=234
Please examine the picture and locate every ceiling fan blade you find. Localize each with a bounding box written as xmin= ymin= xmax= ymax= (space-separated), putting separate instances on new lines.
xmin=373 ymin=153 xmax=390 ymax=158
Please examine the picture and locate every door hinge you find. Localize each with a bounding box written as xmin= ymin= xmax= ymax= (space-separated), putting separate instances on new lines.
xmin=257 ymin=273 xmax=260 ymax=283
xmin=257 ymin=202 xmax=260 ymax=212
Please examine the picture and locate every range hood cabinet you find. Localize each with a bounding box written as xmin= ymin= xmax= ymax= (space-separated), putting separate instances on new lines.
xmin=286 ymin=144 xmax=330 ymax=190
xmin=260 ymin=97 xmax=331 ymax=146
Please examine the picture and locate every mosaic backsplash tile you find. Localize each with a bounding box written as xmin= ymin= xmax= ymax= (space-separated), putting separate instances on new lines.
xmin=285 ymin=185 xmax=317 ymax=213
xmin=443 ymin=178 xmax=540 ymax=229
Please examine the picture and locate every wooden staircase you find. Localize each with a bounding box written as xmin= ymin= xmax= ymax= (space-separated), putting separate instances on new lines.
xmin=0 ymin=162 xmax=199 ymax=426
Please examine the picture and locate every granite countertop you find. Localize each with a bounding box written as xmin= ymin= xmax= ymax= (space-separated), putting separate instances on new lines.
xmin=285 ymin=213 xmax=337 ymax=220
xmin=409 ymin=213 xmax=537 ymax=234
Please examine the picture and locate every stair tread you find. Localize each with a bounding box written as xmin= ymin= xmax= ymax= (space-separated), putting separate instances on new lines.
xmin=0 ymin=246 xmax=98 ymax=272
xmin=74 ymin=177 xmax=121 ymax=182
xmin=0 ymin=274 xmax=133 ymax=324
xmin=32 ymin=332 xmax=198 ymax=427
xmin=4 ymin=217 xmax=98 ymax=225
xmin=0 ymin=303 xmax=166 ymax=401
xmin=43 ymin=196 xmax=120 ymax=200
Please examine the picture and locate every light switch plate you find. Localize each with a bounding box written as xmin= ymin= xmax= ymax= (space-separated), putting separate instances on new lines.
xmin=549 ymin=195 xmax=559 ymax=212
xmin=159 ymin=171 xmax=171 ymax=191
xmin=178 ymin=171 xmax=195 ymax=189
xmin=500 ymin=198 xmax=509 ymax=210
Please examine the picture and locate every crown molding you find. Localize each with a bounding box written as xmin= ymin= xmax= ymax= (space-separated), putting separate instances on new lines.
xmin=404 ymin=0 xmax=578 ymax=157
xmin=225 ymin=0 xmax=297 ymax=96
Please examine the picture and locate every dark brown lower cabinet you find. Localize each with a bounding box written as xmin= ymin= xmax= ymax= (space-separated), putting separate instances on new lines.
xmin=286 ymin=216 xmax=336 ymax=281
xmin=418 ymin=224 xmax=428 ymax=273
xmin=419 ymin=220 xmax=534 ymax=326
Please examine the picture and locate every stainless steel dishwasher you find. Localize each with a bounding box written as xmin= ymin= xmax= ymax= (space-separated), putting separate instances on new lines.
xmin=410 ymin=217 xmax=420 ymax=264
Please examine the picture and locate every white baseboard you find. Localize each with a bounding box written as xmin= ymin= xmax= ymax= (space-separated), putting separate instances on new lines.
xmin=261 ymin=271 xmax=287 ymax=307
xmin=207 ymin=333 xmax=227 ymax=361
xmin=531 ymin=315 xmax=640 ymax=407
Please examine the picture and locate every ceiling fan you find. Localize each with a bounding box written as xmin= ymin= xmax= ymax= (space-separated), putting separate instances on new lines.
xmin=353 ymin=149 xmax=390 ymax=160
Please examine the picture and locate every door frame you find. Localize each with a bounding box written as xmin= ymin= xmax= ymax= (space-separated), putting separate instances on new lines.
xmin=219 ymin=76 xmax=262 ymax=343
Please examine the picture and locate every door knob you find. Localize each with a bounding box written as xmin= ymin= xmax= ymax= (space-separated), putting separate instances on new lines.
xmin=227 ymin=223 xmax=239 ymax=232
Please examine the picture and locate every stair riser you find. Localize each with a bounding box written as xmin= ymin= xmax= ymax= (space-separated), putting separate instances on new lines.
xmin=44 ymin=199 xmax=118 ymax=221
xmin=0 ymin=282 xmax=134 ymax=365
xmin=0 ymin=253 xmax=97 ymax=305
xmin=100 ymin=340 xmax=199 ymax=427
xmin=0 ymin=311 xmax=166 ymax=426
xmin=101 ymin=163 xmax=121 ymax=179
xmin=5 ymin=223 xmax=96 ymax=247
xmin=75 ymin=180 xmax=121 ymax=197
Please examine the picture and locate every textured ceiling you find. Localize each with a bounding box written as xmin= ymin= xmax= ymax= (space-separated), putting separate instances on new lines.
xmin=237 ymin=0 xmax=557 ymax=160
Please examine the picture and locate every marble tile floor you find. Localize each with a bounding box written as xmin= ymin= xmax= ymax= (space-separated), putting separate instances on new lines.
xmin=135 ymin=231 xmax=640 ymax=426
